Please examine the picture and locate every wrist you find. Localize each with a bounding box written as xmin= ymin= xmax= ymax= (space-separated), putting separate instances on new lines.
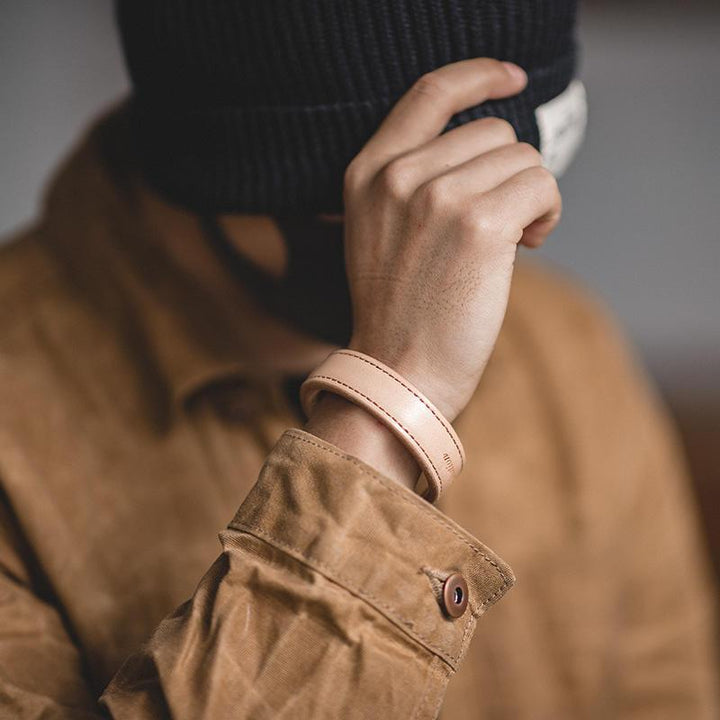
xmin=346 ymin=338 xmax=462 ymax=422
xmin=303 ymin=391 xmax=421 ymax=492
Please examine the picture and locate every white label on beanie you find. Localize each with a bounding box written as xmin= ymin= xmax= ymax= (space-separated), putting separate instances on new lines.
xmin=535 ymin=79 xmax=588 ymax=178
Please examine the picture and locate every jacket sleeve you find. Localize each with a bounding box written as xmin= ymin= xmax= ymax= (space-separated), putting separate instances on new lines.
xmin=0 ymin=427 xmax=512 ymax=719
xmin=98 ymin=428 xmax=513 ymax=717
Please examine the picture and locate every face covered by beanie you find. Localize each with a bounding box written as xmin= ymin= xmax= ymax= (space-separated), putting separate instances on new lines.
xmin=116 ymin=0 xmax=586 ymax=347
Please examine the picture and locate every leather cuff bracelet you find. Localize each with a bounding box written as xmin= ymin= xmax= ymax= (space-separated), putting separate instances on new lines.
xmin=299 ymin=349 xmax=465 ymax=502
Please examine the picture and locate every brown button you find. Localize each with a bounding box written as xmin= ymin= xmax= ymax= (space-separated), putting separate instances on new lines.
xmin=441 ymin=573 xmax=469 ymax=618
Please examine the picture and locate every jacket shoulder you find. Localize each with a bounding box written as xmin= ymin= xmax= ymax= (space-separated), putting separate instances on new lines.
xmin=0 ymin=227 xmax=64 ymax=311
xmin=0 ymin=226 xmax=80 ymax=370
xmin=0 ymin=227 xmax=97 ymax=366
xmin=0 ymin=228 xmax=138 ymax=431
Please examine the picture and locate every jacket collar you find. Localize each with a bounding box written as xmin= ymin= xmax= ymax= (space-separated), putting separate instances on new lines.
xmin=38 ymin=104 xmax=336 ymax=418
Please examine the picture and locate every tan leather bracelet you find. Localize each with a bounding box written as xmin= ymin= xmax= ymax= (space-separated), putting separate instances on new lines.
xmin=299 ymin=349 xmax=465 ymax=502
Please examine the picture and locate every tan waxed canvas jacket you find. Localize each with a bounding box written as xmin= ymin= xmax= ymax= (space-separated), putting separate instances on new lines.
xmin=0 ymin=109 xmax=717 ymax=719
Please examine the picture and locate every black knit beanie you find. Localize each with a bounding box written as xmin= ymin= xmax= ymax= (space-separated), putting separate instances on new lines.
xmin=116 ymin=1 xmax=579 ymax=216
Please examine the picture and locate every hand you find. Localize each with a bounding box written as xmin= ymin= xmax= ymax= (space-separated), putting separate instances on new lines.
xmin=342 ymin=58 xmax=562 ymax=422
xmin=305 ymin=57 xmax=562 ymax=489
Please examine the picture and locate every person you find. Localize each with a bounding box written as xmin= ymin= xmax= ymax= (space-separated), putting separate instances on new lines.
xmin=0 ymin=2 xmax=717 ymax=717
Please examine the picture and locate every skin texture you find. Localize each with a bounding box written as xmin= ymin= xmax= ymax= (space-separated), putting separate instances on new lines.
xmin=223 ymin=59 xmax=563 ymax=491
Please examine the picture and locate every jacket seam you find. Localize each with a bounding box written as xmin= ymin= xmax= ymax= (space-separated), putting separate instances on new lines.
xmin=283 ymin=429 xmax=513 ymax=603
xmin=229 ymin=432 xmax=513 ymax=666
xmin=228 ymin=519 xmax=462 ymax=668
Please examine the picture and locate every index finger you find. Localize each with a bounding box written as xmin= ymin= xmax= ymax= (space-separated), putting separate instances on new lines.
xmin=360 ymin=58 xmax=527 ymax=168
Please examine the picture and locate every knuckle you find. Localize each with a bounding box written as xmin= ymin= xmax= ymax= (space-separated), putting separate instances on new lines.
xmin=412 ymin=72 xmax=449 ymax=101
xmin=459 ymin=205 xmax=503 ymax=240
xmin=414 ymin=176 xmax=455 ymax=213
xmin=377 ymin=156 xmax=416 ymax=201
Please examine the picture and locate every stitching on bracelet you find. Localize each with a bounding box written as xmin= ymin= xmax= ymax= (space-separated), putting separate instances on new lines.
xmin=335 ymin=350 xmax=465 ymax=470
xmin=309 ymin=373 xmax=443 ymax=494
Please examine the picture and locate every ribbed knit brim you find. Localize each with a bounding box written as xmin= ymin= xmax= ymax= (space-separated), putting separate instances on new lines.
xmin=116 ymin=1 xmax=578 ymax=216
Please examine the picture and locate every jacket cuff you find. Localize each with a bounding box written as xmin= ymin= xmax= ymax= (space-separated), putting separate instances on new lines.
xmin=229 ymin=428 xmax=515 ymax=670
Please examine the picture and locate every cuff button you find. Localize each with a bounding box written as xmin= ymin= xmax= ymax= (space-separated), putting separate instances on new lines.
xmin=442 ymin=573 xmax=469 ymax=618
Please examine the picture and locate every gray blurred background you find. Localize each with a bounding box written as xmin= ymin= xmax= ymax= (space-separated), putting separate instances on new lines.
xmin=1 ymin=1 xmax=719 ymax=563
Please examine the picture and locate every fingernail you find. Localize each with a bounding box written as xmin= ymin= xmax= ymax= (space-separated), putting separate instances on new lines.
xmin=502 ymin=61 xmax=527 ymax=82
